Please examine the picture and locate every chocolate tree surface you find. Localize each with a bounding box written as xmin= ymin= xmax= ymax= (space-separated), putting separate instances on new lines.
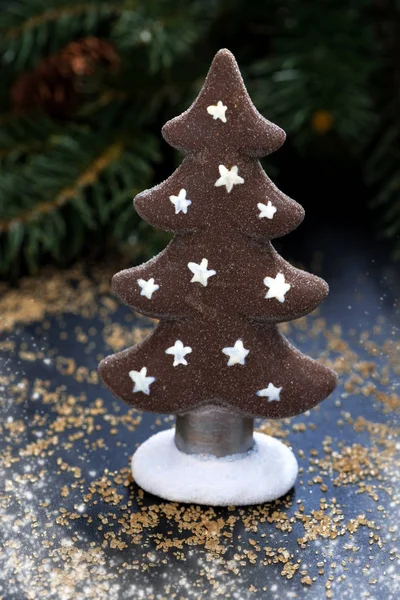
xmin=99 ymin=49 xmax=337 ymax=419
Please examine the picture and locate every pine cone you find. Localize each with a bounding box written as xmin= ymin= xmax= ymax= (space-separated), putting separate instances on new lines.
xmin=11 ymin=57 xmax=78 ymax=119
xmin=60 ymin=37 xmax=119 ymax=77
xmin=10 ymin=37 xmax=120 ymax=120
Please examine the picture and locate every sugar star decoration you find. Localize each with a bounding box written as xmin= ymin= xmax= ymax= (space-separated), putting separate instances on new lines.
xmin=129 ymin=367 xmax=156 ymax=395
xmin=258 ymin=200 xmax=277 ymax=220
xmin=187 ymin=258 xmax=216 ymax=287
xmin=264 ymin=272 xmax=291 ymax=303
xmin=214 ymin=165 xmax=244 ymax=193
xmin=138 ymin=277 xmax=159 ymax=299
xmin=222 ymin=339 xmax=249 ymax=366
xmin=256 ymin=382 xmax=282 ymax=402
xmin=169 ymin=188 xmax=192 ymax=214
xmin=165 ymin=339 xmax=193 ymax=366
xmin=207 ymin=100 xmax=228 ymax=123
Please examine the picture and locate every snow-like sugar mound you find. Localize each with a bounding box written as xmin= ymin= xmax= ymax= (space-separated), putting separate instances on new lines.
xmin=132 ymin=429 xmax=298 ymax=506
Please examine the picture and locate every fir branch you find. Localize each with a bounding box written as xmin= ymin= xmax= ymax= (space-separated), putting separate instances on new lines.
xmin=1 ymin=1 xmax=121 ymax=38
xmin=0 ymin=125 xmax=159 ymax=276
xmin=0 ymin=113 xmax=64 ymax=156
xmin=367 ymin=0 xmax=400 ymax=257
xmin=0 ymin=141 xmax=46 ymax=157
xmin=0 ymin=0 xmax=123 ymax=70
xmin=367 ymin=122 xmax=400 ymax=257
xmin=248 ymin=2 xmax=376 ymax=150
xmin=0 ymin=140 xmax=123 ymax=231
xmin=111 ymin=0 xmax=214 ymax=72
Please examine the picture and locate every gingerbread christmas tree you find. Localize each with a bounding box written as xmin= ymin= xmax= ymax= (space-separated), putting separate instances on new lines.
xmin=99 ymin=49 xmax=337 ymax=505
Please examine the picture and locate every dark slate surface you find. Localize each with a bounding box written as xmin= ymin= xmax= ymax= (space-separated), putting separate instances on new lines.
xmin=0 ymin=226 xmax=399 ymax=600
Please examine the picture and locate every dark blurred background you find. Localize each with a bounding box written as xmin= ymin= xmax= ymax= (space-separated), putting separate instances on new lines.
xmin=0 ymin=0 xmax=399 ymax=281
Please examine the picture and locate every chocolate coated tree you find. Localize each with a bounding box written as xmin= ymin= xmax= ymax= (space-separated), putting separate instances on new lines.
xmin=99 ymin=49 xmax=337 ymax=505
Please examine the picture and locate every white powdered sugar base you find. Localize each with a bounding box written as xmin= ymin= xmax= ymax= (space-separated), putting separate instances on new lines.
xmin=132 ymin=429 xmax=298 ymax=506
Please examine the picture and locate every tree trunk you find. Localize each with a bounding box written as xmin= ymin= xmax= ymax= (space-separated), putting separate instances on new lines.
xmin=175 ymin=406 xmax=254 ymax=458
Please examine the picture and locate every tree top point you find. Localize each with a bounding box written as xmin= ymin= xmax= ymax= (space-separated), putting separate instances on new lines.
xmin=162 ymin=47 xmax=286 ymax=157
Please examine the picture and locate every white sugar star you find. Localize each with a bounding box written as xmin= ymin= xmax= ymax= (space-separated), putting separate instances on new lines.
xmin=165 ymin=339 xmax=192 ymax=367
xmin=207 ymin=100 xmax=228 ymax=123
xmin=222 ymin=339 xmax=249 ymax=366
xmin=187 ymin=258 xmax=216 ymax=287
xmin=214 ymin=165 xmax=244 ymax=193
xmin=129 ymin=367 xmax=156 ymax=395
xmin=138 ymin=277 xmax=159 ymax=300
xmin=256 ymin=382 xmax=282 ymax=402
xmin=169 ymin=188 xmax=192 ymax=214
xmin=258 ymin=200 xmax=277 ymax=220
xmin=263 ymin=272 xmax=291 ymax=303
